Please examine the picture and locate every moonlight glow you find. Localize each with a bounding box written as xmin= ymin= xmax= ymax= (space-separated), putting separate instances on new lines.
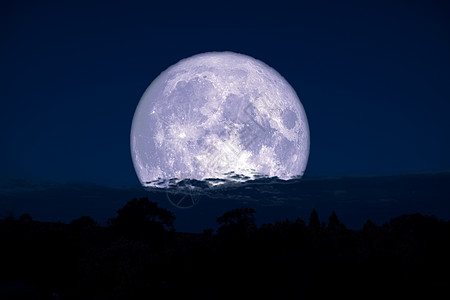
xmin=131 ymin=52 xmax=309 ymax=188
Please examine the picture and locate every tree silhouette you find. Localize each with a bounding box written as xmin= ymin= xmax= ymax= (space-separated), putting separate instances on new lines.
xmin=19 ymin=213 xmax=32 ymax=222
xmin=328 ymin=211 xmax=345 ymax=231
xmin=1 ymin=207 xmax=449 ymax=298
xmin=69 ymin=216 xmax=97 ymax=231
xmin=217 ymin=207 xmax=256 ymax=227
xmin=217 ymin=207 xmax=256 ymax=237
xmin=109 ymin=197 xmax=175 ymax=240
xmin=308 ymin=209 xmax=321 ymax=232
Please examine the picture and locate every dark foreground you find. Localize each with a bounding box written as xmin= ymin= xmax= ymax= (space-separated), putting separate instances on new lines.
xmin=1 ymin=198 xmax=449 ymax=299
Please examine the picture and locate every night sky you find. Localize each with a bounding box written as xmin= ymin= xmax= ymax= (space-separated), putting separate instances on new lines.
xmin=1 ymin=0 xmax=449 ymax=187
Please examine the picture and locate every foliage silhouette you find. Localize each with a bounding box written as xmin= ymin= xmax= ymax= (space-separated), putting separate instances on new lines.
xmin=1 ymin=200 xmax=449 ymax=299
xmin=328 ymin=211 xmax=346 ymax=231
xmin=69 ymin=216 xmax=97 ymax=231
xmin=19 ymin=213 xmax=32 ymax=222
xmin=308 ymin=209 xmax=321 ymax=232
xmin=109 ymin=197 xmax=175 ymax=240
xmin=216 ymin=207 xmax=256 ymax=237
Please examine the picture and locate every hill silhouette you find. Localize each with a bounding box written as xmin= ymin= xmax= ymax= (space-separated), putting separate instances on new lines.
xmin=1 ymin=197 xmax=449 ymax=299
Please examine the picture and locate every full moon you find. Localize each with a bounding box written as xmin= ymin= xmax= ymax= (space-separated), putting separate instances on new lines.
xmin=131 ymin=52 xmax=309 ymax=188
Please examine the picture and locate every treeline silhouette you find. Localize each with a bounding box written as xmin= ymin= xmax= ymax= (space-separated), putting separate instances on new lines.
xmin=1 ymin=197 xmax=449 ymax=299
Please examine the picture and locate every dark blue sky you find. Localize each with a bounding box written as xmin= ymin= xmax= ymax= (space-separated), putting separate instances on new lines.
xmin=1 ymin=0 xmax=449 ymax=187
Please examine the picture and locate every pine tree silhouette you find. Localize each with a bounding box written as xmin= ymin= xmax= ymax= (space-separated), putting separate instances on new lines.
xmin=308 ymin=209 xmax=320 ymax=232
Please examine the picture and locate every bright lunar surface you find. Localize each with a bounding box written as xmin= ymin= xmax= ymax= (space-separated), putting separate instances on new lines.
xmin=131 ymin=52 xmax=309 ymax=188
